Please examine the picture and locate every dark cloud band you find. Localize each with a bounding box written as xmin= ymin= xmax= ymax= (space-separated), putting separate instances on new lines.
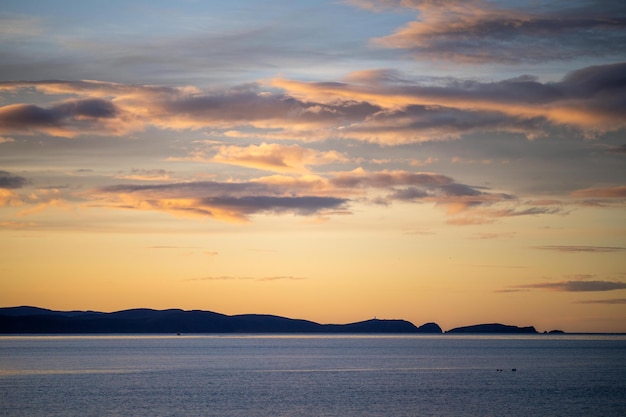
xmin=0 ymin=171 xmax=27 ymax=189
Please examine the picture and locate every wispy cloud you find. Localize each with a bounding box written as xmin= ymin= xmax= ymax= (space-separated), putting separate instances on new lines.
xmin=570 ymin=185 xmax=626 ymax=198
xmin=444 ymin=204 xmax=564 ymax=225
xmin=186 ymin=275 xmax=307 ymax=282
xmin=534 ymin=245 xmax=626 ymax=253
xmin=402 ymin=228 xmax=435 ymax=235
xmin=325 ymin=167 xmax=554 ymax=221
xmin=2 ymin=61 xmax=625 ymax=143
xmin=116 ymin=169 xmax=173 ymax=182
xmin=605 ymin=144 xmax=626 ymax=155
xmin=0 ymin=98 xmax=123 ymax=138
xmin=180 ymin=143 xmax=348 ymax=173
xmin=512 ymin=280 xmax=626 ymax=292
xmin=0 ymin=171 xmax=27 ymax=189
xmin=0 ymin=12 xmax=43 ymax=37
xmin=564 ymin=274 xmax=596 ymax=280
xmin=495 ymin=288 xmax=529 ymax=293
xmin=471 ymin=232 xmax=516 ymax=240
xmin=0 ymin=171 xmax=27 ymax=207
xmin=470 ymin=264 xmax=526 ymax=269
xmin=0 ymin=220 xmax=38 ymax=230
xmin=186 ymin=276 xmax=253 ymax=281
xmin=256 ymin=276 xmax=308 ymax=282
xmin=147 ymin=246 xmax=200 ymax=249
xmin=0 ymin=165 xmax=561 ymax=225
xmin=273 ymin=62 xmax=626 ymax=138
xmin=93 ymin=179 xmax=349 ymax=222
xmin=351 ymin=0 xmax=626 ymax=64
xmin=575 ymin=298 xmax=626 ymax=304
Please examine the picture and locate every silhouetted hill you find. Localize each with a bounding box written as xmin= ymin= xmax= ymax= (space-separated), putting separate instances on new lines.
xmin=1 ymin=307 xmax=549 ymax=335
xmin=0 ymin=306 xmax=439 ymax=334
xmin=446 ymin=323 xmax=538 ymax=334
xmin=322 ymin=318 xmax=425 ymax=333
xmin=0 ymin=306 xmax=103 ymax=318
xmin=416 ymin=322 xmax=443 ymax=333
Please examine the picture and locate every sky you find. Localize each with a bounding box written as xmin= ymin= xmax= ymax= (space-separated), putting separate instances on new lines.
xmin=1 ymin=0 xmax=625 ymax=333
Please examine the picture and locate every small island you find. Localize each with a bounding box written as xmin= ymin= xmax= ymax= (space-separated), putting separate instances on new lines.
xmin=446 ymin=323 xmax=538 ymax=334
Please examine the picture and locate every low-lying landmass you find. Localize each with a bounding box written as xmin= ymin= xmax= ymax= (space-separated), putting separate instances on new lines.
xmin=445 ymin=323 xmax=537 ymax=334
xmin=0 ymin=306 xmax=560 ymax=334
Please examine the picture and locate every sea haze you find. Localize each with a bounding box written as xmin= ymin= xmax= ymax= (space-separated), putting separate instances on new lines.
xmin=1 ymin=335 xmax=625 ymax=417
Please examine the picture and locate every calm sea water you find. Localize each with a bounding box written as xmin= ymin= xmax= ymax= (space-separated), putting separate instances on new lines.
xmin=1 ymin=335 xmax=625 ymax=417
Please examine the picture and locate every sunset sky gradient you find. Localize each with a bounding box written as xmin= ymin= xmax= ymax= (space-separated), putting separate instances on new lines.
xmin=1 ymin=0 xmax=625 ymax=332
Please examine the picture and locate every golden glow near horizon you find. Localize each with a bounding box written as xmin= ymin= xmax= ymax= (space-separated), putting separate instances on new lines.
xmin=1 ymin=1 xmax=625 ymax=332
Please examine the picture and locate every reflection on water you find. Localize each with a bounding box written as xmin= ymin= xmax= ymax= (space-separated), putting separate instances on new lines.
xmin=1 ymin=335 xmax=625 ymax=417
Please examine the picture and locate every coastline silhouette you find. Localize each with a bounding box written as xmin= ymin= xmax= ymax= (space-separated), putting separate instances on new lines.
xmin=0 ymin=306 xmax=558 ymax=334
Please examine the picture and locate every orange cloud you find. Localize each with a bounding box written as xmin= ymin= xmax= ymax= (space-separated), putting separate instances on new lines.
xmin=0 ymin=220 xmax=38 ymax=230
xmin=0 ymin=189 xmax=23 ymax=207
xmin=187 ymin=143 xmax=348 ymax=173
xmin=91 ymin=179 xmax=349 ymax=223
xmin=17 ymin=198 xmax=73 ymax=216
xmin=0 ymin=163 xmax=567 ymax=226
xmin=2 ymin=62 xmax=625 ymax=143
xmin=0 ymin=136 xmax=15 ymax=143
xmin=272 ymin=62 xmax=626 ymax=136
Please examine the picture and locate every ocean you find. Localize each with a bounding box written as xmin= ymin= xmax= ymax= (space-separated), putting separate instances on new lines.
xmin=1 ymin=335 xmax=625 ymax=416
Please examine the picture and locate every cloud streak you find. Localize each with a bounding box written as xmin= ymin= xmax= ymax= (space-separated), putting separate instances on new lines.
xmin=352 ymin=0 xmax=626 ymax=64
xmin=571 ymin=186 xmax=626 ymax=199
xmin=534 ymin=246 xmax=626 ymax=253
xmin=514 ymin=280 xmax=626 ymax=292
xmin=0 ymin=98 xmax=124 ymax=138
xmin=2 ymin=61 xmax=625 ymax=143
xmin=187 ymin=275 xmax=307 ymax=282
xmin=183 ymin=143 xmax=348 ymax=173
xmin=273 ymin=61 xmax=626 ymax=138
xmin=0 ymin=171 xmax=27 ymax=189
xmin=94 ymin=179 xmax=349 ymax=222
xmin=327 ymin=167 xmax=521 ymax=216
xmin=0 ymin=171 xmax=27 ymax=207
xmin=575 ymin=298 xmax=626 ymax=304
xmin=85 ymin=167 xmax=564 ymax=224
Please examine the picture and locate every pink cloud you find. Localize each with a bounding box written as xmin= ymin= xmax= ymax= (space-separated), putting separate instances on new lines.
xmin=571 ymin=185 xmax=626 ymax=198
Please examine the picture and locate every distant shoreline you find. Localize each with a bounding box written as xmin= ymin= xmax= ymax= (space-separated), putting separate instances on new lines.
xmin=1 ymin=306 xmax=618 ymax=335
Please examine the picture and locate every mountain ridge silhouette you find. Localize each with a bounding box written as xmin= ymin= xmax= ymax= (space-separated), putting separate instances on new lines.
xmin=0 ymin=306 xmax=543 ymax=334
